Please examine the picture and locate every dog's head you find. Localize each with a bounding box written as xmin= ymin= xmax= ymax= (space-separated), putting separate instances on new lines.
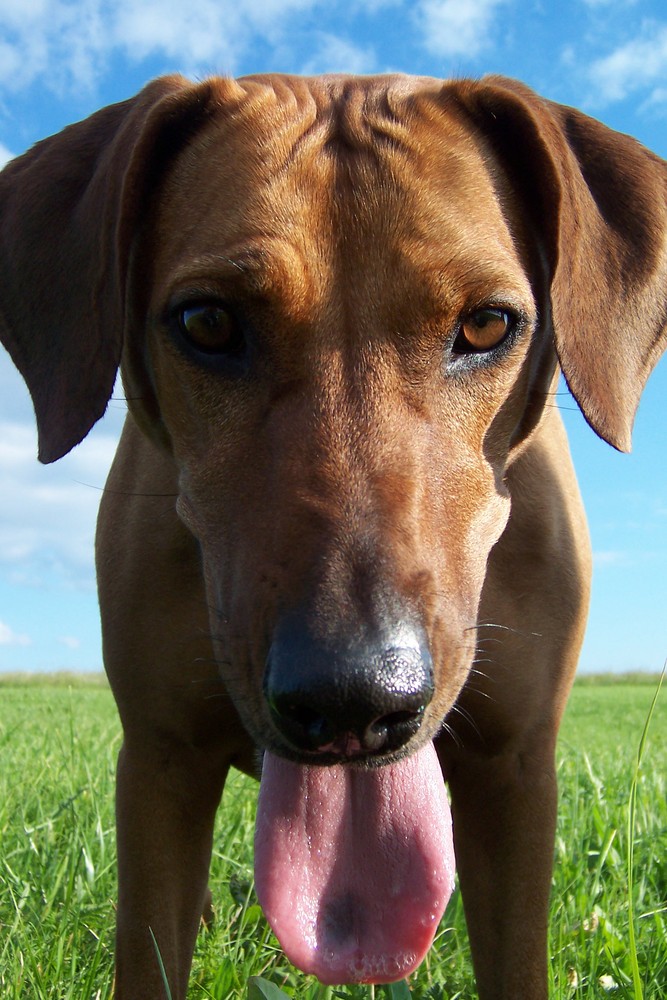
xmin=1 ymin=74 xmax=666 ymax=762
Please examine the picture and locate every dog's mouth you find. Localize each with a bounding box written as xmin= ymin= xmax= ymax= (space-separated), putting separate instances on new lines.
xmin=254 ymin=740 xmax=455 ymax=985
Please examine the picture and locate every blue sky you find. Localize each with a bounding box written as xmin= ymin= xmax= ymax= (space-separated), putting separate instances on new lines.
xmin=0 ymin=0 xmax=665 ymax=673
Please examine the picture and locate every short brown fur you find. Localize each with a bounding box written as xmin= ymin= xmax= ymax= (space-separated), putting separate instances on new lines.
xmin=1 ymin=73 xmax=666 ymax=999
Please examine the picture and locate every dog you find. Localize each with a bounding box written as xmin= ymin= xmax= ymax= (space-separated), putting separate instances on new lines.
xmin=1 ymin=73 xmax=666 ymax=999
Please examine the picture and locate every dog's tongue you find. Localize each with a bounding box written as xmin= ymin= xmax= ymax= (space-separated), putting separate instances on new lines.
xmin=254 ymin=741 xmax=454 ymax=985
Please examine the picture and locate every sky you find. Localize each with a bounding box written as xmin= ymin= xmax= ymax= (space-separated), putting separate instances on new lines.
xmin=0 ymin=0 xmax=666 ymax=674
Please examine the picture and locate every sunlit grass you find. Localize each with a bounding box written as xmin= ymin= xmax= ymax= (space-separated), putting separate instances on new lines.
xmin=0 ymin=675 xmax=665 ymax=998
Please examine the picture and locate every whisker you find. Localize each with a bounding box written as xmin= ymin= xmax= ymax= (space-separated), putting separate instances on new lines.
xmin=72 ymin=480 xmax=179 ymax=498
xmin=470 ymin=621 xmax=543 ymax=639
xmin=447 ymin=702 xmax=483 ymax=742
xmin=437 ymin=719 xmax=463 ymax=749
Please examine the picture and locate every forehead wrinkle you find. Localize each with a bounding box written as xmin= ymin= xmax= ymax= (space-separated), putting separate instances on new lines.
xmin=230 ymin=79 xmax=427 ymax=182
xmin=159 ymin=77 xmax=531 ymax=331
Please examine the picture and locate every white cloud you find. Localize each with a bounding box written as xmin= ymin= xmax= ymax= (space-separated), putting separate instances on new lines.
xmin=0 ymin=354 xmax=124 ymax=591
xmin=111 ymin=0 xmax=242 ymax=71
xmin=415 ymin=0 xmax=510 ymax=59
xmin=351 ymin=0 xmax=402 ymax=8
xmin=244 ymin=0 xmax=322 ymax=36
xmin=643 ymin=86 xmax=667 ymax=106
xmin=301 ymin=33 xmax=377 ymax=75
xmin=639 ymin=86 xmax=667 ymax=118
xmin=59 ymin=635 xmax=81 ymax=649
xmin=0 ymin=0 xmax=106 ymax=92
xmin=0 ymin=143 xmax=14 ymax=167
xmin=593 ymin=550 xmax=627 ymax=567
xmin=0 ymin=620 xmax=31 ymax=646
xmin=0 ymin=0 xmax=327 ymax=92
xmin=0 ymin=0 xmax=52 ymax=28
xmin=0 ymin=417 xmax=120 ymax=588
xmin=588 ymin=22 xmax=667 ymax=104
xmin=580 ymin=0 xmax=637 ymax=6
xmin=592 ymin=549 xmax=661 ymax=569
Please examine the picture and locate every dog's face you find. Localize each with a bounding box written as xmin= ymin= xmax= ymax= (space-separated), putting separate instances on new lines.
xmin=128 ymin=77 xmax=552 ymax=756
xmin=2 ymin=72 xmax=664 ymax=771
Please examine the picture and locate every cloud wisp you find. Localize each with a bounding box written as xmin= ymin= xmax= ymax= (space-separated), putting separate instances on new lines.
xmin=415 ymin=0 xmax=510 ymax=59
xmin=587 ymin=21 xmax=667 ymax=106
xmin=0 ymin=620 xmax=31 ymax=647
xmin=0 ymin=410 xmax=123 ymax=592
xmin=0 ymin=0 xmax=327 ymax=93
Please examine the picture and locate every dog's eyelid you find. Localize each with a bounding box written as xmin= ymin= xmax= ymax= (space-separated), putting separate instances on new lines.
xmin=163 ymin=290 xmax=252 ymax=332
xmin=164 ymin=288 xmax=237 ymax=318
xmin=446 ymin=303 xmax=527 ymax=367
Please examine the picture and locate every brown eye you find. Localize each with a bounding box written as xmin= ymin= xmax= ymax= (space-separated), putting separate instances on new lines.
xmin=178 ymin=303 xmax=243 ymax=354
xmin=455 ymin=307 xmax=514 ymax=353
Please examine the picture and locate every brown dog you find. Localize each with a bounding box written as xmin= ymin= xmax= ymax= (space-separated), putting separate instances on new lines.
xmin=1 ymin=73 xmax=666 ymax=999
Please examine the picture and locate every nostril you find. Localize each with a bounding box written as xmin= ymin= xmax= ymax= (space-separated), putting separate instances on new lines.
xmin=265 ymin=615 xmax=434 ymax=758
xmin=274 ymin=701 xmax=335 ymax=751
xmin=366 ymin=707 xmax=426 ymax=753
xmin=372 ymin=708 xmax=424 ymax=734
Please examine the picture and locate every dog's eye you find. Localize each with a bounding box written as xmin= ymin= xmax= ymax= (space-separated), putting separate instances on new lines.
xmin=178 ymin=303 xmax=244 ymax=355
xmin=453 ymin=308 xmax=514 ymax=354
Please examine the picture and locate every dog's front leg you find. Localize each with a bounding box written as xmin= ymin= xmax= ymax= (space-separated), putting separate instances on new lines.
xmin=436 ymin=418 xmax=589 ymax=998
xmin=113 ymin=736 xmax=229 ymax=999
xmin=443 ymin=740 xmax=558 ymax=1000
xmin=96 ymin=422 xmax=248 ymax=998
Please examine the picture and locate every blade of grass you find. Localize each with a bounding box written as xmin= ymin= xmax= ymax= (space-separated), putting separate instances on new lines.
xmin=149 ymin=927 xmax=173 ymax=1000
xmin=626 ymin=664 xmax=665 ymax=1000
xmin=247 ymin=976 xmax=292 ymax=998
xmin=386 ymin=981 xmax=412 ymax=998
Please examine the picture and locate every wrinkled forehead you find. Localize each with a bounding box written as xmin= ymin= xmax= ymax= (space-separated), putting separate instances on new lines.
xmin=150 ymin=76 xmax=525 ymax=305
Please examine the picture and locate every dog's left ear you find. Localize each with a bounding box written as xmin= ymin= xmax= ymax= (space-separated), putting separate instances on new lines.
xmin=455 ymin=76 xmax=667 ymax=452
xmin=0 ymin=75 xmax=223 ymax=463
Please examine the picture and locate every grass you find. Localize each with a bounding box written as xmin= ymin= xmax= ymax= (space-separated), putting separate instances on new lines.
xmin=0 ymin=675 xmax=665 ymax=999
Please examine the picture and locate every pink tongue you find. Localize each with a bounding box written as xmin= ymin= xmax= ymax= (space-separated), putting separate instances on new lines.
xmin=254 ymin=741 xmax=454 ymax=985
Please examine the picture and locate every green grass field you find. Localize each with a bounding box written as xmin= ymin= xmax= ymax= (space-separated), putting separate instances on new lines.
xmin=0 ymin=675 xmax=665 ymax=999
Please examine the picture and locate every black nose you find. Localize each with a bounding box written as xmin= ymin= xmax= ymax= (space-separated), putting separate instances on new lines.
xmin=264 ymin=615 xmax=433 ymax=758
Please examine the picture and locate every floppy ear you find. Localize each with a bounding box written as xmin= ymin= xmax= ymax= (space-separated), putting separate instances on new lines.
xmin=455 ymin=76 xmax=667 ymax=452
xmin=0 ymin=74 xmax=218 ymax=463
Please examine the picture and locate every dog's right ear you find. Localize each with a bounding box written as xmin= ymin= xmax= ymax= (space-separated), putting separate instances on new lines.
xmin=0 ymin=75 xmax=221 ymax=463
xmin=452 ymin=76 xmax=667 ymax=453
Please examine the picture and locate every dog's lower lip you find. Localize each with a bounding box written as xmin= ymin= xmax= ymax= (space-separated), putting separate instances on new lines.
xmin=263 ymin=740 xmax=417 ymax=770
xmin=306 ymin=732 xmax=365 ymax=758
